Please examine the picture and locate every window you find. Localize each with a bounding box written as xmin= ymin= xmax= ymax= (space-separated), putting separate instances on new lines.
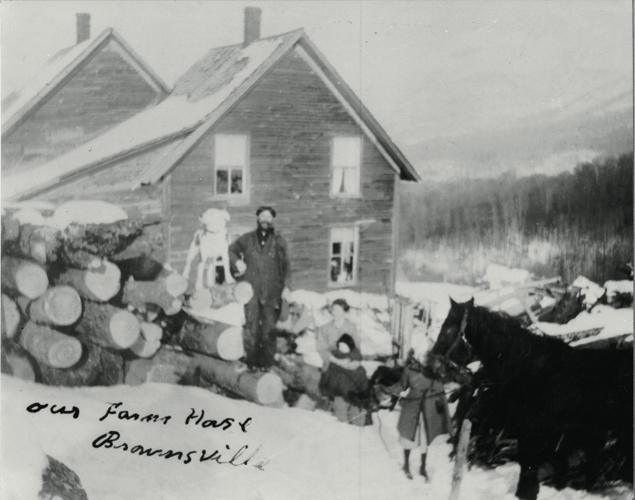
xmin=331 ymin=136 xmax=361 ymax=196
xmin=214 ymin=134 xmax=248 ymax=196
xmin=329 ymin=226 xmax=358 ymax=285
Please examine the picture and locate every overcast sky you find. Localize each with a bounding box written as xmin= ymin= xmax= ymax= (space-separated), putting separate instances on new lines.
xmin=1 ymin=1 xmax=632 ymax=146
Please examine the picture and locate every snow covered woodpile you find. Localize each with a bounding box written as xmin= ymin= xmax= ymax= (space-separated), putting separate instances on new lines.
xmin=0 ymin=200 xmax=283 ymax=406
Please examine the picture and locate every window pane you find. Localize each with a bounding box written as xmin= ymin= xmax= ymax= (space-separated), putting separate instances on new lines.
xmin=343 ymin=255 xmax=354 ymax=281
xmin=332 ymin=136 xmax=360 ymax=167
xmin=215 ymin=134 xmax=247 ymax=166
xmin=216 ymin=169 xmax=228 ymax=194
xmin=332 ymin=241 xmax=341 ymax=255
xmin=230 ymin=170 xmax=243 ymax=194
xmin=330 ymin=257 xmax=341 ymax=282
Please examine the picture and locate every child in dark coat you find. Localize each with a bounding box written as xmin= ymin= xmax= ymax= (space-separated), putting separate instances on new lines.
xmin=319 ymin=334 xmax=369 ymax=425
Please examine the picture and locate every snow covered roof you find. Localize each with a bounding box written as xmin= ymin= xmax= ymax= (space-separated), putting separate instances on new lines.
xmin=1 ymin=28 xmax=170 ymax=137
xmin=4 ymin=29 xmax=419 ymax=201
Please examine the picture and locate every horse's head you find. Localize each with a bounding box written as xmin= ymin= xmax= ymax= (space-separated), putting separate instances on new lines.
xmin=429 ymin=297 xmax=476 ymax=379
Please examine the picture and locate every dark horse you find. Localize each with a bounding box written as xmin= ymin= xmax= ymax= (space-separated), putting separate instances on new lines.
xmin=430 ymin=298 xmax=633 ymax=500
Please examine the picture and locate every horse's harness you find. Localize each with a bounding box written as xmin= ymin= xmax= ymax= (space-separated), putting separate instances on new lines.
xmin=445 ymin=306 xmax=473 ymax=363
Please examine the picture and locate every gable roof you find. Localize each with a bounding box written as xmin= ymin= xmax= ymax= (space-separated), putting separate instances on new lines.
xmin=1 ymin=28 xmax=170 ymax=137
xmin=3 ymin=29 xmax=418 ymax=201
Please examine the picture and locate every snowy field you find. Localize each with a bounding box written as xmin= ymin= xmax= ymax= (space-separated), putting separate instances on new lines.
xmin=1 ymin=280 xmax=632 ymax=500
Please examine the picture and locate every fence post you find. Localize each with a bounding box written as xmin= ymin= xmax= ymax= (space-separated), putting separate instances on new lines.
xmin=448 ymin=419 xmax=472 ymax=500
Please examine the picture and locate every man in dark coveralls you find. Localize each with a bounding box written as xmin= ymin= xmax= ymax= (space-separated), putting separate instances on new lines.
xmin=229 ymin=206 xmax=292 ymax=369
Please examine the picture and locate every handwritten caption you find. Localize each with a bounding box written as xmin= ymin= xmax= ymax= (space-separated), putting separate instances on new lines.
xmin=25 ymin=401 xmax=270 ymax=470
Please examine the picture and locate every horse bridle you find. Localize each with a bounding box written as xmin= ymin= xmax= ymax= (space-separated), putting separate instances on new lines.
xmin=443 ymin=306 xmax=474 ymax=368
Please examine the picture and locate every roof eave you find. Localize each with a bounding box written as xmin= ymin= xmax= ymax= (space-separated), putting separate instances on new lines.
xmin=1 ymin=28 xmax=113 ymax=137
xmin=297 ymin=35 xmax=420 ymax=182
xmin=133 ymin=29 xmax=305 ymax=187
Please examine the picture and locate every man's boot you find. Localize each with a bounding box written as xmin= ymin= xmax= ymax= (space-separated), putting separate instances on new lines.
xmin=420 ymin=453 xmax=429 ymax=480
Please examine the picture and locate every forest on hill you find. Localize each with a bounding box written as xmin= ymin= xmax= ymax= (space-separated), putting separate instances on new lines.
xmin=399 ymin=152 xmax=634 ymax=285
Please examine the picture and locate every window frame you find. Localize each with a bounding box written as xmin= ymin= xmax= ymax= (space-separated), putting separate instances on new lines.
xmin=327 ymin=225 xmax=360 ymax=287
xmin=212 ymin=133 xmax=250 ymax=204
xmin=330 ymin=135 xmax=362 ymax=198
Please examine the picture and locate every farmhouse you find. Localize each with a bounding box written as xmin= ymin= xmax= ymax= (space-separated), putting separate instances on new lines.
xmin=2 ymin=14 xmax=169 ymax=172
xmin=2 ymin=8 xmax=419 ymax=294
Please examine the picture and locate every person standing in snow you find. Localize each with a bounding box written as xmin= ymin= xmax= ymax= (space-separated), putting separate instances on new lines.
xmin=229 ymin=206 xmax=292 ymax=369
xmin=318 ymin=333 xmax=369 ymax=425
xmin=397 ymin=348 xmax=451 ymax=480
xmin=316 ymin=298 xmax=361 ymax=369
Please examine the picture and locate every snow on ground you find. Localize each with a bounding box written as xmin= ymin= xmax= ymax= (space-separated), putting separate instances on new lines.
xmin=2 ymin=376 xmax=631 ymax=500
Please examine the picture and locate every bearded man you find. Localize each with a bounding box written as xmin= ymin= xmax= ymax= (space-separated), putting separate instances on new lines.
xmin=229 ymin=206 xmax=292 ymax=369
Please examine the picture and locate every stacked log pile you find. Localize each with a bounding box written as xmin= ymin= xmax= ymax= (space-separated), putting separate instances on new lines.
xmin=1 ymin=203 xmax=282 ymax=406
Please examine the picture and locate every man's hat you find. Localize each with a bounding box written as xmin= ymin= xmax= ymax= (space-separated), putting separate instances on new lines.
xmin=256 ymin=206 xmax=276 ymax=218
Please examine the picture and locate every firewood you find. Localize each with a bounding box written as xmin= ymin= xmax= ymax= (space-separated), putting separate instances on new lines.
xmin=19 ymin=321 xmax=83 ymax=369
xmin=114 ymin=255 xmax=165 ymax=280
xmin=1 ymin=256 xmax=49 ymax=299
xmin=61 ymin=219 xmax=145 ymax=258
xmin=178 ymin=318 xmax=244 ymax=361
xmin=191 ymin=353 xmax=283 ymax=406
xmin=129 ymin=322 xmax=163 ymax=358
xmin=271 ymin=355 xmax=322 ymax=399
xmin=190 ymin=282 xmax=254 ymax=309
xmin=38 ymin=342 xmax=123 ymax=387
xmin=1 ymin=214 xmax=21 ymax=244
xmin=60 ymin=249 xmax=107 ymax=270
xmin=122 ymin=276 xmax=184 ymax=316
xmin=55 ymin=260 xmax=121 ymax=302
xmin=75 ymin=301 xmax=140 ymax=350
xmin=124 ymin=345 xmax=195 ymax=385
xmin=16 ymin=224 xmax=61 ymax=265
xmin=1 ymin=294 xmax=21 ymax=339
xmin=1 ymin=341 xmax=37 ymax=382
xmin=25 ymin=286 xmax=82 ymax=327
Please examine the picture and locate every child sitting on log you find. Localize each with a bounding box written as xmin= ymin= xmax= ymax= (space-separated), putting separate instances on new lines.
xmin=318 ymin=333 xmax=370 ymax=426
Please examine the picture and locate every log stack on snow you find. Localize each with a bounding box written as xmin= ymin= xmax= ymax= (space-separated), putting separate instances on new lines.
xmin=1 ymin=200 xmax=283 ymax=406
xmin=0 ymin=201 xmax=179 ymax=387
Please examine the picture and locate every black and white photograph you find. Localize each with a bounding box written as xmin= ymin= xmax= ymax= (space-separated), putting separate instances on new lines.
xmin=1 ymin=1 xmax=633 ymax=499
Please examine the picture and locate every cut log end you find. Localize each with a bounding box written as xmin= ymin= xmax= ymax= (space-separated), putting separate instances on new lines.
xmin=109 ymin=310 xmax=140 ymax=349
xmin=165 ymin=298 xmax=183 ymax=316
xmin=48 ymin=338 xmax=83 ymax=369
xmin=165 ymin=273 xmax=188 ymax=297
xmin=255 ymin=372 xmax=284 ymax=405
xmin=130 ymin=337 xmax=162 ymax=358
xmin=83 ymin=261 xmax=122 ymax=301
xmin=216 ymin=326 xmax=245 ymax=361
xmin=234 ymin=281 xmax=254 ymax=304
xmin=43 ymin=286 xmax=82 ymax=326
xmin=15 ymin=263 xmax=49 ymax=299
xmin=189 ymin=289 xmax=212 ymax=310
xmin=1 ymin=294 xmax=21 ymax=339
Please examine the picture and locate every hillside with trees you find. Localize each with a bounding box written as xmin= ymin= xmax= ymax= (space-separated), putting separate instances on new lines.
xmin=399 ymin=152 xmax=633 ymax=285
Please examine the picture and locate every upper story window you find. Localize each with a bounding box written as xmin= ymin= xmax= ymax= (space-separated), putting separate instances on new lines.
xmin=214 ymin=134 xmax=248 ymax=197
xmin=331 ymin=136 xmax=361 ymax=197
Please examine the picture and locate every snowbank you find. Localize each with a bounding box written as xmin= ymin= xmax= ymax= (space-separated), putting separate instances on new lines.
xmin=3 ymin=376 xmax=630 ymax=500
xmin=536 ymin=306 xmax=633 ymax=344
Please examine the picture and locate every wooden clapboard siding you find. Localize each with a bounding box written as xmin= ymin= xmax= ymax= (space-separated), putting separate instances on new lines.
xmin=3 ymin=39 xmax=162 ymax=173
xmin=168 ymin=48 xmax=397 ymax=293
